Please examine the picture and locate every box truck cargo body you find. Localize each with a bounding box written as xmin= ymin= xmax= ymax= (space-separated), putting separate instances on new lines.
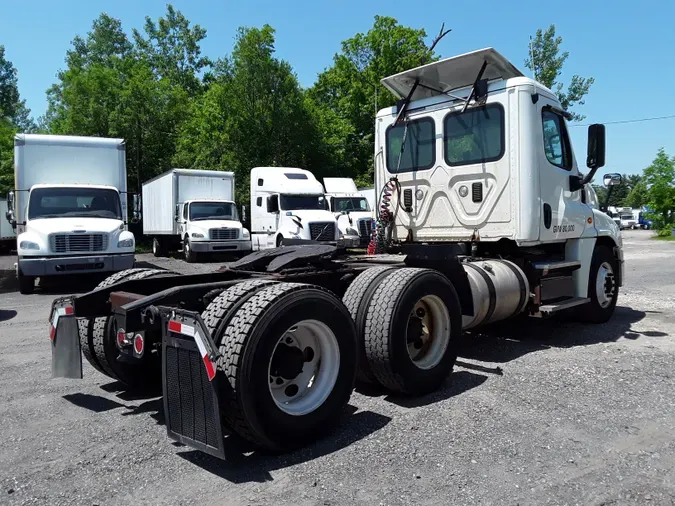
xmin=6 ymin=134 xmax=136 ymax=294
xmin=141 ymin=168 xmax=251 ymax=262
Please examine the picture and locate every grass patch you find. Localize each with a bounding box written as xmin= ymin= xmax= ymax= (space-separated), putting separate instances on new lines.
xmin=652 ymin=235 xmax=675 ymax=241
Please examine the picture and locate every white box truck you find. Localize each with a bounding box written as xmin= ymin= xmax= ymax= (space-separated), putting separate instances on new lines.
xmin=324 ymin=177 xmax=375 ymax=248
xmin=250 ymin=167 xmax=340 ymax=249
xmin=6 ymin=134 xmax=136 ymax=294
xmin=0 ymin=197 xmax=16 ymax=253
xmin=141 ymin=168 xmax=251 ymax=262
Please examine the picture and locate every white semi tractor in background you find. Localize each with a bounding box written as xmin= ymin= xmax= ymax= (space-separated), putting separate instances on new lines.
xmin=141 ymin=168 xmax=251 ymax=262
xmin=51 ymin=47 xmax=625 ymax=459
xmin=249 ymin=166 xmax=340 ymax=249
xmin=324 ymin=177 xmax=375 ymax=248
xmin=7 ymin=134 xmax=136 ymax=294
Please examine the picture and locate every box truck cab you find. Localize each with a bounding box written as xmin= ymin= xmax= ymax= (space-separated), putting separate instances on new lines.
xmin=141 ymin=169 xmax=251 ymax=262
xmin=324 ymin=177 xmax=374 ymax=247
xmin=250 ymin=167 xmax=340 ymax=249
xmin=6 ymin=134 xmax=135 ymax=294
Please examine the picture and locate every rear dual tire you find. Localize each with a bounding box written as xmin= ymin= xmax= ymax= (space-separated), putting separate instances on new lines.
xmin=202 ymin=281 xmax=357 ymax=452
xmin=343 ymin=267 xmax=462 ymax=395
xmin=78 ymin=268 xmax=175 ymax=389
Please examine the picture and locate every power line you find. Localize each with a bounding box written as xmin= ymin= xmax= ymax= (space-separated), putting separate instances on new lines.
xmin=570 ymin=114 xmax=675 ymax=127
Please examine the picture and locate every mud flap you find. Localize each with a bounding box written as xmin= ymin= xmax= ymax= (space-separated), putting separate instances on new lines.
xmin=159 ymin=307 xmax=226 ymax=460
xmin=49 ymin=297 xmax=82 ymax=379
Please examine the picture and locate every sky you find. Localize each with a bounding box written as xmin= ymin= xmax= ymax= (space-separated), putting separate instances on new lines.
xmin=1 ymin=0 xmax=674 ymax=176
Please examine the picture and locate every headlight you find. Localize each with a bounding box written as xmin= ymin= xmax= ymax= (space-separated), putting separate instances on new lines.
xmin=242 ymin=229 xmax=250 ymax=238
xmin=20 ymin=241 xmax=40 ymax=250
xmin=191 ymin=232 xmax=204 ymax=238
xmin=345 ymin=227 xmax=359 ymax=236
xmin=117 ymin=238 xmax=134 ymax=248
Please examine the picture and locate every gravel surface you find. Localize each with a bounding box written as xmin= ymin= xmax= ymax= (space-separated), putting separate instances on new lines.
xmin=1 ymin=230 xmax=675 ymax=506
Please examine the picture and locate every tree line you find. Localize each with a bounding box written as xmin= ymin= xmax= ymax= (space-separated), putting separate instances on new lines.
xmin=1 ymin=7 xmax=598 ymax=206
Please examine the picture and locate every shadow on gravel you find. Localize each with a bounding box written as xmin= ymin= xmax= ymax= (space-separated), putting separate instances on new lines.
xmin=100 ymin=381 xmax=162 ymax=402
xmin=63 ymin=393 xmax=126 ymax=413
xmin=459 ymin=306 xmax=654 ymax=365
xmin=385 ymin=370 xmax=488 ymax=408
xmin=0 ymin=309 xmax=17 ymax=321
xmin=176 ymin=406 xmax=391 ymax=483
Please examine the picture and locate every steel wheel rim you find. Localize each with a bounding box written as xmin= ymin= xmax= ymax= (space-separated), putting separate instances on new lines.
xmin=152 ymin=239 xmax=158 ymax=255
xmin=406 ymin=295 xmax=451 ymax=370
xmin=596 ymin=261 xmax=615 ymax=308
xmin=184 ymin=241 xmax=190 ymax=257
xmin=268 ymin=319 xmax=340 ymax=416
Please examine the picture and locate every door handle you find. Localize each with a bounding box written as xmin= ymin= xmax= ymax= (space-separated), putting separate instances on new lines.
xmin=543 ymin=204 xmax=552 ymax=229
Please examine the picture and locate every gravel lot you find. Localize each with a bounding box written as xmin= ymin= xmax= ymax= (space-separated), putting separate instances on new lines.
xmin=1 ymin=230 xmax=674 ymax=506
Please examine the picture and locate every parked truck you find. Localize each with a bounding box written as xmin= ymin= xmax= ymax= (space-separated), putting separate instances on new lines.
xmin=0 ymin=197 xmax=16 ymax=253
xmin=141 ymin=168 xmax=251 ymax=262
xmin=6 ymin=134 xmax=136 ymax=294
xmin=249 ymin=166 xmax=340 ymax=249
xmin=49 ymin=47 xmax=623 ymax=459
xmin=324 ymin=177 xmax=374 ymax=248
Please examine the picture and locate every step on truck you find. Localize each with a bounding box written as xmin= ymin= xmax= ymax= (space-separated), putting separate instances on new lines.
xmin=324 ymin=177 xmax=375 ymax=248
xmin=7 ymin=134 xmax=137 ymax=294
xmin=49 ymin=47 xmax=624 ymax=459
xmin=141 ymin=168 xmax=252 ymax=262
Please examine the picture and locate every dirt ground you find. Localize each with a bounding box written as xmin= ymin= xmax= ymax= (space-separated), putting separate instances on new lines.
xmin=1 ymin=230 xmax=674 ymax=506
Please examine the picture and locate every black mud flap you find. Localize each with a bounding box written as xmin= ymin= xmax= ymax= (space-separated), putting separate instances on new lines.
xmin=158 ymin=307 xmax=226 ymax=460
xmin=49 ymin=296 xmax=82 ymax=379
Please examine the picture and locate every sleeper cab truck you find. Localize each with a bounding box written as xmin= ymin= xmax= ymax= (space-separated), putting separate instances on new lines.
xmin=324 ymin=177 xmax=375 ymax=248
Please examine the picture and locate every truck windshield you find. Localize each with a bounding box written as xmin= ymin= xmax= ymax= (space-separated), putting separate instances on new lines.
xmin=189 ymin=202 xmax=239 ymax=221
xmin=332 ymin=197 xmax=370 ymax=212
xmin=28 ymin=187 xmax=122 ymax=220
xmin=280 ymin=194 xmax=328 ymax=211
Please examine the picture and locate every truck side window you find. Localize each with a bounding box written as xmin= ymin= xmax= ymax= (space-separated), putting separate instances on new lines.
xmin=542 ymin=110 xmax=572 ymax=170
xmin=386 ymin=118 xmax=435 ymax=173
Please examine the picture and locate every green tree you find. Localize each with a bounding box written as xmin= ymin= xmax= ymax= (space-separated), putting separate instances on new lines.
xmin=624 ymin=180 xmax=648 ymax=208
xmin=525 ymin=25 xmax=594 ymax=121
xmin=174 ymin=24 xmax=322 ymax=202
xmin=308 ymin=16 xmax=443 ymax=185
xmin=132 ymin=4 xmax=210 ymax=94
xmin=0 ymin=46 xmax=35 ymax=194
xmin=643 ymin=148 xmax=675 ymax=232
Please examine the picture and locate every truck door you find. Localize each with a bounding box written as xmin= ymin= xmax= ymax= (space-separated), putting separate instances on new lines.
xmin=538 ymin=104 xmax=589 ymax=242
xmin=180 ymin=203 xmax=188 ymax=238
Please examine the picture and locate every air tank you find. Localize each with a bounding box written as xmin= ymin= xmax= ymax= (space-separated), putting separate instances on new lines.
xmin=462 ymin=259 xmax=530 ymax=330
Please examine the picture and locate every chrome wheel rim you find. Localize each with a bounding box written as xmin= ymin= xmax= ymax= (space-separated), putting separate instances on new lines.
xmin=268 ymin=319 xmax=340 ymax=416
xmin=596 ymin=261 xmax=616 ymax=308
xmin=406 ymin=295 xmax=451 ymax=370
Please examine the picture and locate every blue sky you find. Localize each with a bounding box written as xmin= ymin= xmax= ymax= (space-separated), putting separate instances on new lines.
xmin=1 ymin=0 xmax=674 ymax=176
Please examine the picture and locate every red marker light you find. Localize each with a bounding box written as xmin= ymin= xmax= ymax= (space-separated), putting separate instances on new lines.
xmin=134 ymin=334 xmax=144 ymax=355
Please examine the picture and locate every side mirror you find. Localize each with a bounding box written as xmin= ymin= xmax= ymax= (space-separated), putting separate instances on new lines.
xmin=5 ymin=191 xmax=15 ymax=225
xmin=131 ymin=194 xmax=142 ymax=222
xmin=586 ymin=124 xmax=606 ymax=170
xmin=603 ymin=173 xmax=622 ymax=187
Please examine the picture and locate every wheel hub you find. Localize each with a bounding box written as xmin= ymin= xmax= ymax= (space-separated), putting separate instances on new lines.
xmin=405 ymin=296 xmax=451 ymax=370
xmin=270 ymin=342 xmax=306 ymax=380
xmin=596 ymin=261 xmax=616 ymax=308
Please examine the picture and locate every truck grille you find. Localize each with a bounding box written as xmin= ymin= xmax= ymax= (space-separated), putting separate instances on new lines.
xmin=49 ymin=233 xmax=108 ymax=253
xmin=309 ymin=222 xmax=335 ymax=241
xmin=209 ymin=228 xmax=238 ymax=240
xmin=164 ymin=343 xmax=220 ymax=451
xmin=358 ymin=219 xmax=373 ymax=245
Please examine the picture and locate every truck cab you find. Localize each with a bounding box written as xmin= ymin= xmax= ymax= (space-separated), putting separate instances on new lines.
xmin=324 ymin=177 xmax=375 ymax=248
xmin=175 ymin=199 xmax=250 ymax=261
xmin=374 ymin=47 xmax=623 ymax=310
xmin=7 ymin=134 xmax=136 ymax=294
xmin=250 ymin=167 xmax=340 ymax=250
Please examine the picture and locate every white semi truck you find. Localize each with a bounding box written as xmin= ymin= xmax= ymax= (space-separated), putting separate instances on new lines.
xmin=249 ymin=166 xmax=340 ymax=249
xmin=7 ymin=134 xmax=136 ymax=294
xmin=141 ymin=168 xmax=251 ymax=262
xmin=324 ymin=177 xmax=374 ymax=248
xmin=51 ymin=47 xmax=624 ymax=459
